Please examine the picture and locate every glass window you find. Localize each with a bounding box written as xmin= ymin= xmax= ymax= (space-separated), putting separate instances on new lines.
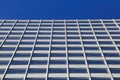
xmin=51 ymin=53 xmax=66 ymax=57
xmin=51 ymin=47 xmax=65 ymax=50
xmin=91 ymin=77 xmax=111 ymax=80
xmin=50 ymin=60 xmax=66 ymax=64
xmin=89 ymin=68 xmax=107 ymax=73
xmin=84 ymin=47 xmax=99 ymax=50
xmin=31 ymin=60 xmax=47 ymax=64
xmin=110 ymin=68 xmax=120 ymax=73
xmin=69 ymin=60 xmax=85 ymax=64
xmin=11 ymin=60 xmax=28 ymax=65
xmin=69 ymin=77 xmax=89 ymax=80
xmin=7 ymin=69 xmax=26 ymax=73
xmin=28 ymin=68 xmax=46 ymax=73
xmin=48 ymin=68 xmax=66 ymax=73
xmin=0 ymin=61 xmax=9 ymax=65
xmin=87 ymin=60 xmax=104 ymax=64
xmin=68 ymin=47 xmax=82 ymax=50
xmin=107 ymin=60 xmax=120 ymax=64
xmin=48 ymin=78 xmax=67 ymax=80
xmin=69 ymin=68 xmax=87 ymax=73
xmin=0 ymin=69 xmax=5 ymax=74
xmin=86 ymin=53 xmax=101 ymax=57
xmin=101 ymin=47 xmax=116 ymax=50
xmin=0 ymin=53 xmax=12 ymax=57
xmin=68 ymin=53 xmax=83 ymax=57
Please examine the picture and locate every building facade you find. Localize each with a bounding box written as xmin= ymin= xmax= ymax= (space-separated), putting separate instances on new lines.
xmin=0 ymin=19 xmax=120 ymax=80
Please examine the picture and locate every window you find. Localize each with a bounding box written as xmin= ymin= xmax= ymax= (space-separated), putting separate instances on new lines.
xmin=69 ymin=60 xmax=85 ymax=64
xmin=50 ymin=60 xmax=66 ymax=64
xmin=87 ymin=60 xmax=104 ymax=64
xmin=28 ymin=68 xmax=46 ymax=73
xmin=48 ymin=68 xmax=66 ymax=73
xmin=110 ymin=68 xmax=120 ymax=73
xmin=89 ymin=68 xmax=107 ymax=73
xmin=48 ymin=78 xmax=67 ymax=80
xmin=51 ymin=53 xmax=66 ymax=57
xmin=7 ymin=69 xmax=26 ymax=73
xmin=68 ymin=53 xmax=83 ymax=57
xmin=69 ymin=68 xmax=87 ymax=73
xmin=86 ymin=53 xmax=101 ymax=57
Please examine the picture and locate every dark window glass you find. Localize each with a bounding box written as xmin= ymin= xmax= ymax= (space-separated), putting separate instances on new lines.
xmin=69 ymin=60 xmax=85 ymax=64
xmin=0 ymin=47 xmax=15 ymax=51
xmin=14 ymin=53 xmax=30 ymax=57
xmin=114 ymin=78 xmax=120 ymax=80
xmin=93 ymin=28 xmax=105 ymax=30
xmin=68 ymin=47 xmax=82 ymax=50
xmin=20 ymin=42 xmax=34 ymax=44
xmin=31 ymin=60 xmax=47 ymax=64
xmin=33 ymin=53 xmax=48 ymax=57
xmin=4 ymin=78 xmax=23 ymax=80
xmin=112 ymin=36 xmax=120 ymax=39
xmin=69 ymin=68 xmax=87 ymax=73
xmin=104 ymin=53 xmax=119 ymax=57
xmin=7 ymin=69 xmax=26 ymax=73
xmin=104 ymin=24 xmax=116 ymax=26
xmin=0 ymin=54 xmax=12 ymax=57
xmin=51 ymin=53 xmax=66 ymax=57
xmin=86 ymin=53 xmax=101 ymax=57
xmin=91 ymin=77 xmax=111 ymax=80
xmin=84 ymin=47 xmax=99 ymax=50
xmin=68 ymin=53 xmax=83 ymax=57
xmin=48 ymin=78 xmax=67 ymax=80
xmin=51 ymin=47 xmax=65 ymax=50
xmin=95 ymin=32 xmax=107 ymax=35
xmin=110 ymin=68 xmax=120 ymax=73
xmin=48 ymin=68 xmax=66 ymax=73
xmin=101 ymin=47 xmax=116 ymax=50
xmin=0 ymin=61 xmax=9 ymax=65
xmin=70 ymin=77 xmax=89 ymax=80
xmin=28 ymin=68 xmax=46 ymax=73
xmin=82 ymin=36 xmax=95 ymax=39
xmin=83 ymin=41 xmax=97 ymax=44
xmin=99 ymin=41 xmax=113 ymax=44
xmin=52 ymin=41 xmax=65 ymax=44
xmin=35 ymin=47 xmax=49 ymax=50
xmin=68 ymin=41 xmax=81 ymax=44
xmin=88 ymin=60 xmax=104 ymax=64
xmin=0 ymin=69 xmax=5 ymax=74
xmin=67 ymin=36 xmax=80 ymax=39
xmin=11 ymin=60 xmax=28 ymax=65
xmin=107 ymin=60 xmax=120 ymax=64
xmin=50 ymin=60 xmax=66 ymax=64
xmin=17 ymin=47 xmax=32 ymax=51
xmin=26 ymin=78 xmax=45 ymax=80
xmin=36 ymin=41 xmax=50 ymax=44
xmin=89 ymin=68 xmax=107 ymax=73
xmin=96 ymin=36 xmax=110 ymax=39
xmin=80 ymin=28 xmax=91 ymax=30
xmin=115 ymin=41 xmax=120 ymax=44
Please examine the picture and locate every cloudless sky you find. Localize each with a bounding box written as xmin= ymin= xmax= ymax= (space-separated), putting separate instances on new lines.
xmin=0 ymin=0 xmax=120 ymax=19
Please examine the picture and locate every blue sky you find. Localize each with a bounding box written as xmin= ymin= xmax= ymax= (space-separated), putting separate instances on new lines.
xmin=0 ymin=0 xmax=120 ymax=19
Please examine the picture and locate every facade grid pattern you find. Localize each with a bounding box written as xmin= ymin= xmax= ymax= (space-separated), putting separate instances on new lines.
xmin=0 ymin=19 xmax=120 ymax=80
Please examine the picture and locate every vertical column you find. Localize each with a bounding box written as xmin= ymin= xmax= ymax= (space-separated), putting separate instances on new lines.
xmin=64 ymin=20 xmax=69 ymax=80
xmin=76 ymin=20 xmax=91 ymax=80
xmin=89 ymin=19 xmax=114 ymax=80
xmin=1 ymin=20 xmax=29 ymax=80
xmin=45 ymin=20 xmax=54 ymax=80
xmin=23 ymin=20 xmax=41 ymax=80
xmin=0 ymin=20 xmax=16 ymax=47
xmin=112 ymin=19 xmax=120 ymax=56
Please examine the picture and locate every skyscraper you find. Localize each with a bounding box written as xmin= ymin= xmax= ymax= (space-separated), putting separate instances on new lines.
xmin=0 ymin=19 xmax=120 ymax=80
